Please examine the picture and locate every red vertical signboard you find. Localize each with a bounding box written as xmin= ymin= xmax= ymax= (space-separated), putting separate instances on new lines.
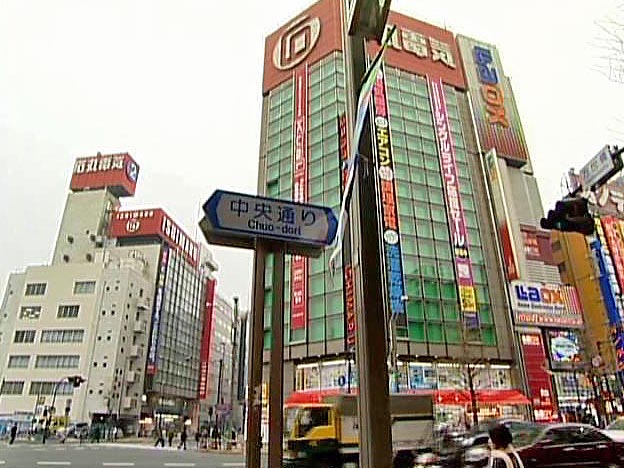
xmin=198 ymin=278 xmax=216 ymax=399
xmin=520 ymin=333 xmax=558 ymax=422
xmin=602 ymin=216 xmax=624 ymax=293
xmin=291 ymin=65 xmax=309 ymax=330
xmin=338 ymin=113 xmax=356 ymax=349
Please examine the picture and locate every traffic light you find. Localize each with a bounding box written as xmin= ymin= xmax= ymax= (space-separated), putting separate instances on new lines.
xmin=66 ymin=375 xmax=86 ymax=388
xmin=540 ymin=197 xmax=594 ymax=235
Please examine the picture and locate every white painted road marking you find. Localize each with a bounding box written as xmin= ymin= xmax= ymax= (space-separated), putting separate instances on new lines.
xmin=0 ymin=461 xmax=6 ymax=465
xmin=55 ymin=447 xmax=66 ymax=451
xmin=222 ymin=464 xmax=245 ymax=467
xmin=163 ymin=464 xmax=196 ymax=467
xmin=102 ymin=464 xmax=135 ymax=467
xmin=37 ymin=463 xmax=71 ymax=466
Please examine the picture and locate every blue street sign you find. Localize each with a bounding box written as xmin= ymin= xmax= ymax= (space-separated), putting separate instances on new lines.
xmin=200 ymin=190 xmax=338 ymax=256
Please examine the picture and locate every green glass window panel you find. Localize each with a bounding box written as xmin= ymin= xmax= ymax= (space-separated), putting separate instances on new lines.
xmin=325 ymin=292 xmax=343 ymax=314
xmin=269 ymin=94 xmax=281 ymax=109
xmin=455 ymin=149 xmax=467 ymax=162
xmin=463 ymin=196 xmax=474 ymax=210
xmin=309 ymin=319 xmax=325 ymax=342
xmin=449 ymin=119 xmax=463 ymax=135
xmin=279 ymin=143 xmax=291 ymax=159
xmin=327 ymin=171 xmax=341 ymax=191
xmin=425 ymin=301 xmax=441 ymax=320
xmin=405 ymin=121 xmax=419 ymax=136
xmin=402 ymin=236 xmax=418 ymax=255
xmin=323 ymin=117 xmax=338 ymax=137
xmin=403 ymin=107 xmax=418 ymax=122
xmin=324 ymin=189 xmax=340 ymax=207
xmin=446 ymin=105 xmax=459 ymax=119
xmin=309 ymin=295 xmax=325 ymax=319
xmin=310 ymin=161 xmax=323 ymax=178
xmin=326 ymin=316 xmax=344 ymax=340
xmin=414 ymin=204 xmax=429 ymax=219
xmin=310 ymin=127 xmax=323 ymax=145
xmin=290 ymin=327 xmax=305 ymax=343
xmin=412 ymin=185 xmax=428 ymax=202
xmin=394 ymin=147 xmax=408 ymax=164
xmin=479 ymin=304 xmax=493 ymax=324
xmin=421 ymin=137 xmax=437 ymax=155
xmin=418 ymin=111 xmax=433 ymax=125
xmin=468 ymin=228 xmax=481 ymax=245
xmin=310 ymin=142 xmax=323 ymax=161
xmin=310 ymin=67 xmax=322 ymax=84
xmin=439 ymin=262 xmax=455 ymax=280
xmin=473 ymin=266 xmax=487 ymax=283
xmin=325 ymin=272 xmax=342 ymax=293
xmin=459 ymin=179 xmax=472 ymax=195
xmin=434 ymin=242 xmax=451 ymax=261
xmin=408 ymin=151 xmax=425 ymax=168
xmin=279 ymin=175 xmax=291 ymax=192
xmin=401 ymin=93 xmax=416 ymax=107
xmin=266 ymin=146 xmax=279 ymax=164
xmin=323 ymin=134 xmax=339 ymax=154
xmin=310 ymin=82 xmax=321 ymax=98
xmin=269 ymin=107 xmax=280 ymax=123
xmin=476 ymin=286 xmax=490 ymax=305
xmin=443 ymin=301 xmax=459 ymax=321
xmin=390 ymin=116 xmax=404 ymax=133
xmin=394 ymin=133 xmax=407 ymax=148
xmin=310 ymin=97 xmax=322 ymax=114
xmin=441 ymin=282 xmax=457 ymax=300
xmin=481 ymin=326 xmax=497 ymax=346
xmin=409 ymin=321 xmax=426 ymax=342
xmin=264 ymin=307 xmax=271 ymax=327
xmin=267 ymin=163 xmax=280 ymax=182
xmin=420 ymin=125 xmax=435 ymax=140
xmin=423 ymin=279 xmax=439 ymax=299
xmin=424 ymin=157 xmax=439 ymax=172
xmin=464 ymin=213 xmax=477 ymax=229
xmin=279 ymin=157 xmax=291 ymax=173
xmin=419 ymin=239 xmax=435 ymax=257
xmin=406 ymin=276 xmax=422 ymax=298
xmin=402 ymin=255 xmax=420 ymax=275
xmin=309 ymin=194 xmax=322 ymax=205
xmin=407 ymin=300 xmax=424 ymax=320
xmin=268 ymin=135 xmax=280 ymax=151
xmin=429 ymin=188 xmax=444 ymax=205
xmin=414 ymin=81 xmax=428 ymax=96
xmin=405 ymin=134 xmax=420 ymax=150
xmin=310 ymin=274 xmax=325 ymax=296
xmin=267 ymin=180 xmax=279 ymax=198
xmin=421 ymin=258 xmax=438 ymax=278
xmin=409 ymin=167 xmax=426 ymax=185
xmin=394 ymin=180 xmax=412 ymax=199
xmin=398 ymin=216 xmax=414 ymax=235
xmin=321 ymin=90 xmax=336 ymax=107
xmin=456 ymin=163 xmax=469 ymax=179
xmin=471 ymin=248 xmax=484 ymax=264
xmin=427 ymin=323 xmax=444 ymax=343
xmin=445 ymin=324 xmax=462 ymax=344
xmin=394 ymin=163 xmax=409 ymax=180
xmin=387 ymin=87 xmax=401 ymax=103
xmin=280 ymin=126 xmax=292 ymax=143
xmin=416 ymin=220 xmax=433 ymax=238
xmin=399 ymin=77 xmax=414 ymax=92
xmin=310 ymin=256 xmax=325 ymax=274
xmin=263 ymin=330 xmax=272 ymax=349
xmin=309 ymin=176 xmax=323 ymax=197
xmin=426 ymin=172 xmax=442 ymax=188
xmin=431 ymin=207 xmax=446 ymax=224
xmin=452 ymin=132 xmax=465 ymax=149
xmin=415 ymin=97 xmax=429 ymax=110
xmin=398 ymin=199 xmax=413 ymax=216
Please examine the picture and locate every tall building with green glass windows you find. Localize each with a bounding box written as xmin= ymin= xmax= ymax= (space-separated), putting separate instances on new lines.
xmin=258 ymin=0 xmax=552 ymax=422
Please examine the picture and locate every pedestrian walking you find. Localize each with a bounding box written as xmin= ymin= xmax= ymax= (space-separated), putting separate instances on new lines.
xmin=178 ymin=427 xmax=187 ymax=450
xmin=167 ymin=428 xmax=174 ymax=447
xmin=195 ymin=430 xmax=201 ymax=449
xmin=154 ymin=426 xmax=165 ymax=447
xmin=9 ymin=423 xmax=17 ymax=445
xmin=488 ymin=424 xmax=525 ymax=468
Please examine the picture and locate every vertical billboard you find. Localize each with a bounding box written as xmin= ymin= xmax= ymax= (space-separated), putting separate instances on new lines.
xmin=199 ymin=278 xmax=216 ymax=399
xmin=338 ymin=113 xmax=357 ymax=349
xmin=372 ymin=66 xmax=407 ymax=322
xmin=602 ymin=216 xmax=624 ymax=293
xmin=484 ymin=149 xmax=520 ymax=280
xmin=547 ymin=329 xmax=581 ymax=367
xmin=520 ymin=333 xmax=558 ymax=422
xmin=147 ymin=244 xmax=169 ymax=375
xmin=290 ymin=65 xmax=309 ymax=330
xmin=429 ymin=76 xmax=478 ymax=328
xmin=590 ymin=238 xmax=621 ymax=326
xmin=457 ymin=36 xmax=530 ymax=167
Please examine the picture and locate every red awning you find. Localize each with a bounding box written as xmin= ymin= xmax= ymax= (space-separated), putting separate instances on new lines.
xmin=285 ymin=388 xmax=355 ymax=404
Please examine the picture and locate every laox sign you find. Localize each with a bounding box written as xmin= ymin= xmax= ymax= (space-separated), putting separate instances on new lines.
xmin=474 ymin=45 xmax=509 ymax=128
xmin=514 ymin=284 xmax=564 ymax=305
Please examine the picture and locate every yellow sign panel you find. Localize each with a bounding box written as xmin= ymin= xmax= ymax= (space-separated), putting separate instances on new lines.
xmin=459 ymin=285 xmax=477 ymax=312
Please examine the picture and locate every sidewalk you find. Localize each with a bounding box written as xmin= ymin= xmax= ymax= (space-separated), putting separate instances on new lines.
xmin=100 ymin=437 xmax=246 ymax=454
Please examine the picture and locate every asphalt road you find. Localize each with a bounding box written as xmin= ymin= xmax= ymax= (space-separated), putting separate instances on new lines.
xmin=0 ymin=440 xmax=254 ymax=468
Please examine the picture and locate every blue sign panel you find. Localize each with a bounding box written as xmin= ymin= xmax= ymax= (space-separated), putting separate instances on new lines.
xmin=590 ymin=239 xmax=620 ymax=326
xmin=202 ymin=190 xmax=338 ymax=248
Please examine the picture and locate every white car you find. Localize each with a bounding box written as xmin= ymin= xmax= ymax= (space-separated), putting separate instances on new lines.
xmin=603 ymin=418 xmax=624 ymax=442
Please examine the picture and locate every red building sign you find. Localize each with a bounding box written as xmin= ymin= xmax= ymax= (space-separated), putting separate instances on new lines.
xmin=109 ymin=209 xmax=199 ymax=267
xmin=199 ymin=278 xmax=216 ymax=400
xmin=70 ymin=152 xmax=139 ymax=197
xmin=520 ymin=333 xmax=558 ymax=422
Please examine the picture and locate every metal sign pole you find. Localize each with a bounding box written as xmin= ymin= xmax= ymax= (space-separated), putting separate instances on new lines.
xmin=268 ymin=247 xmax=285 ymax=468
xmin=245 ymin=241 xmax=267 ymax=468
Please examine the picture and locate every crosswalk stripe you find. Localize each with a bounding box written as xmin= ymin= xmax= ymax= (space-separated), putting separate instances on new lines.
xmin=102 ymin=463 xmax=135 ymax=467
xmin=36 ymin=463 xmax=71 ymax=466
xmin=222 ymin=464 xmax=245 ymax=467
xmin=163 ymin=464 xmax=196 ymax=467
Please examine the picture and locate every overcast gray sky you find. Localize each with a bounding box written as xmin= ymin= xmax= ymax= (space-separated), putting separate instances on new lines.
xmin=2 ymin=0 xmax=624 ymax=310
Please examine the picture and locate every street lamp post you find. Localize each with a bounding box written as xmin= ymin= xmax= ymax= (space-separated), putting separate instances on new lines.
xmin=215 ymin=342 xmax=225 ymax=432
